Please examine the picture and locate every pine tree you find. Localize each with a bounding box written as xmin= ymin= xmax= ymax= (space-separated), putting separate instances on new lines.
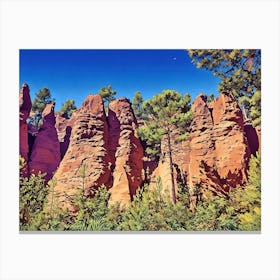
xmin=138 ymin=90 xmax=192 ymax=203
xmin=31 ymin=88 xmax=55 ymax=126
xmin=132 ymin=91 xmax=144 ymax=118
xmin=98 ymin=85 xmax=116 ymax=107
xmin=188 ymin=49 xmax=261 ymax=126
xmin=32 ymin=88 xmax=54 ymax=113
xmin=60 ymin=99 xmax=77 ymax=118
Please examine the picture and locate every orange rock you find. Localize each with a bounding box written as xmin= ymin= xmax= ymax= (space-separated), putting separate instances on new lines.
xmin=108 ymin=98 xmax=144 ymax=207
xmin=186 ymin=92 xmax=251 ymax=202
xmin=29 ymin=103 xmax=61 ymax=182
xmin=52 ymin=94 xmax=112 ymax=210
xmin=149 ymin=160 xmax=178 ymax=200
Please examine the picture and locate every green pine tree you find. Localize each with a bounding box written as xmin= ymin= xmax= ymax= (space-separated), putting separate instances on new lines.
xmin=60 ymin=99 xmax=77 ymax=118
xmin=98 ymin=85 xmax=116 ymax=108
xmin=132 ymin=91 xmax=144 ymax=118
xmin=138 ymin=90 xmax=192 ymax=203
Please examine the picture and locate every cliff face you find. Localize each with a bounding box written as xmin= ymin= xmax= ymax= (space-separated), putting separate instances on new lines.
xmin=51 ymin=95 xmax=144 ymax=210
xmin=150 ymin=92 xmax=259 ymax=204
xmin=19 ymin=84 xmax=260 ymax=209
xmin=52 ymin=94 xmax=112 ymax=210
xmin=55 ymin=112 xmax=76 ymax=159
xmin=108 ymin=98 xmax=144 ymax=207
xmin=29 ymin=103 xmax=61 ymax=182
xmin=185 ymin=92 xmax=254 ymax=204
xmin=19 ymin=83 xmax=32 ymax=168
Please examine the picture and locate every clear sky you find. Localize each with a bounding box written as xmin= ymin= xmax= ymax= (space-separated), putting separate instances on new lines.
xmin=19 ymin=50 xmax=220 ymax=109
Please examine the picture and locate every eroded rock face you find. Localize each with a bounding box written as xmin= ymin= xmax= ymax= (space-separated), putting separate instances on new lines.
xmin=52 ymin=94 xmax=112 ymax=210
xmin=29 ymin=103 xmax=61 ymax=182
xmin=108 ymin=98 xmax=144 ymax=207
xmin=186 ymin=92 xmax=251 ymax=204
xmin=19 ymin=83 xmax=32 ymax=165
xmin=244 ymin=124 xmax=259 ymax=156
xmin=55 ymin=112 xmax=77 ymax=159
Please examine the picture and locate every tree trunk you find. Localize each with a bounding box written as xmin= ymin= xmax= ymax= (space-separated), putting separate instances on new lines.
xmin=167 ymin=130 xmax=176 ymax=204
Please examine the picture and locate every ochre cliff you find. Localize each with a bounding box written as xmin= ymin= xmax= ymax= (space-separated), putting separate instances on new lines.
xmin=29 ymin=103 xmax=61 ymax=182
xmin=108 ymin=98 xmax=144 ymax=207
xmin=19 ymin=84 xmax=260 ymax=209
xmin=150 ymin=92 xmax=258 ymax=205
xmin=185 ymin=92 xmax=253 ymax=204
xmin=51 ymin=94 xmax=112 ymax=210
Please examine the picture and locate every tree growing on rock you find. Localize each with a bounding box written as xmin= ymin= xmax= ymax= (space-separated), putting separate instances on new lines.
xmin=132 ymin=91 xmax=144 ymax=118
xmin=188 ymin=49 xmax=261 ymax=126
xmin=60 ymin=99 xmax=77 ymax=119
xmin=98 ymin=85 xmax=116 ymax=108
xmin=31 ymin=88 xmax=55 ymax=126
xmin=137 ymin=90 xmax=192 ymax=203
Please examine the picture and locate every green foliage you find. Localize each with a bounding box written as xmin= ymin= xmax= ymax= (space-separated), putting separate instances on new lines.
xmin=98 ymin=85 xmax=116 ymax=107
xmin=207 ymin=93 xmax=215 ymax=102
xmin=137 ymin=124 xmax=165 ymax=160
xmin=228 ymin=153 xmax=261 ymax=230
xmin=117 ymin=180 xmax=189 ymax=231
xmin=250 ymin=90 xmax=261 ymax=127
xmin=70 ymin=186 xmax=112 ymax=231
xmin=19 ymin=172 xmax=49 ymax=230
xmin=188 ymin=49 xmax=261 ymax=127
xmin=30 ymin=88 xmax=55 ymax=126
xmin=139 ymin=90 xmax=192 ymax=157
xmin=32 ymin=88 xmax=54 ymax=114
xmin=60 ymin=99 xmax=77 ymax=118
xmin=188 ymin=49 xmax=261 ymax=98
xmin=143 ymin=90 xmax=192 ymax=127
xmin=132 ymin=91 xmax=144 ymax=118
xmin=186 ymin=194 xmax=238 ymax=231
xmin=19 ymin=175 xmax=69 ymax=231
xmin=19 ymin=155 xmax=261 ymax=231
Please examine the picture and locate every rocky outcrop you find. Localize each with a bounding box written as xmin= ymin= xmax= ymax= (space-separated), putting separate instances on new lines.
xmin=55 ymin=113 xmax=76 ymax=159
xmin=244 ymin=124 xmax=259 ymax=156
xmin=52 ymin=94 xmax=112 ymax=210
xmin=29 ymin=103 xmax=61 ymax=182
xmin=19 ymin=83 xmax=258 ymax=210
xmin=19 ymin=83 xmax=32 ymax=165
xmin=186 ymin=92 xmax=251 ymax=204
xmin=108 ymin=98 xmax=144 ymax=207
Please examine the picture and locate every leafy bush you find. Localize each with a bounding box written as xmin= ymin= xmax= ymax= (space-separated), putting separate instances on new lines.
xmin=19 ymin=172 xmax=49 ymax=230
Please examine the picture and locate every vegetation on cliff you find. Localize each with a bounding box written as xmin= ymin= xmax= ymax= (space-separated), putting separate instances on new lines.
xmin=19 ymin=153 xmax=261 ymax=231
xmin=188 ymin=49 xmax=261 ymax=126
xmin=19 ymin=49 xmax=261 ymax=231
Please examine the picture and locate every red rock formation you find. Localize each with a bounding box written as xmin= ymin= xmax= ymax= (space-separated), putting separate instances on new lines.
xmin=55 ymin=112 xmax=77 ymax=159
xmin=186 ymin=92 xmax=251 ymax=204
xmin=19 ymin=83 xmax=32 ymax=165
xmin=244 ymin=124 xmax=259 ymax=156
xmin=150 ymin=92 xmax=252 ymax=205
xmin=29 ymin=103 xmax=61 ymax=182
xmin=108 ymin=98 xmax=144 ymax=207
xmin=52 ymin=94 xmax=112 ymax=210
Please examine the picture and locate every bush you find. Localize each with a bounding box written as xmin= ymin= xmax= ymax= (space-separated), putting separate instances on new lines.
xmin=19 ymin=172 xmax=49 ymax=230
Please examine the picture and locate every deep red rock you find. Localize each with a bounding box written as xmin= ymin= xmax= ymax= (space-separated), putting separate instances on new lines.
xmin=29 ymin=103 xmax=61 ymax=182
xmin=19 ymin=83 xmax=32 ymax=165
xmin=55 ymin=112 xmax=76 ymax=159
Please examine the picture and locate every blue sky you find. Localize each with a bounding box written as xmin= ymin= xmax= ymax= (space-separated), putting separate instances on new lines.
xmin=19 ymin=50 xmax=220 ymax=110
